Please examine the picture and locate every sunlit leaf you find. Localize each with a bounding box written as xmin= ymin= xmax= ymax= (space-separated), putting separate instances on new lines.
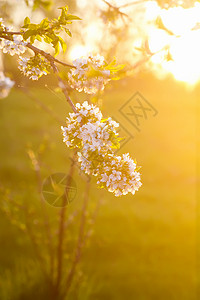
xmin=64 ymin=28 xmax=72 ymax=37
xmin=54 ymin=41 xmax=60 ymax=56
xmin=65 ymin=14 xmax=81 ymax=21
xmin=24 ymin=17 xmax=30 ymax=26
xmin=23 ymin=29 xmax=37 ymax=40
xmin=58 ymin=36 xmax=67 ymax=53
xmin=39 ymin=18 xmax=49 ymax=29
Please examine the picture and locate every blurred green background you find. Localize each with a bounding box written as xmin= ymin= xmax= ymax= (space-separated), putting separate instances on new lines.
xmin=0 ymin=71 xmax=196 ymax=299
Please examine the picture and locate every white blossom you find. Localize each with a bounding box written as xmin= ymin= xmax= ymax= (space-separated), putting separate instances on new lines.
xmin=0 ymin=72 xmax=15 ymax=98
xmin=68 ymin=54 xmax=111 ymax=94
xmin=61 ymin=101 xmax=118 ymax=153
xmin=18 ymin=55 xmax=50 ymax=80
xmin=97 ymin=153 xmax=142 ymax=197
xmin=0 ymin=35 xmax=27 ymax=56
xmin=61 ymin=101 xmax=142 ymax=197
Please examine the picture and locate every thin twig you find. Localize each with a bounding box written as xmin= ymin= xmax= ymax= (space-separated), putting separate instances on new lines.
xmin=53 ymin=155 xmax=76 ymax=298
xmin=28 ymin=149 xmax=55 ymax=280
xmin=3 ymin=31 xmax=23 ymax=35
xmin=102 ymin=0 xmax=129 ymax=17
xmin=64 ymin=180 xmax=90 ymax=298
xmin=119 ymin=0 xmax=148 ymax=8
xmin=84 ymin=196 xmax=103 ymax=242
xmin=0 ymin=32 xmax=78 ymax=112
xmin=20 ymin=86 xmax=63 ymax=124
xmin=128 ymin=44 xmax=170 ymax=73
xmin=64 ymin=209 xmax=80 ymax=231
xmin=0 ymin=185 xmax=48 ymax=277
xmin=23 ymin=200 xmax=50 ymax=281
xmin=50 ymin=60 xmax=77 ymax=113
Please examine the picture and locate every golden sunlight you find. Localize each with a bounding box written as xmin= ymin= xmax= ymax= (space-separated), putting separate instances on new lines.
xmin=146 ymin=1 xmax=200 ymax=85
xmin=69 ymin=44 xmax=91 ymax=60
xmin=70 ymin=0 xmax=200 ymax=86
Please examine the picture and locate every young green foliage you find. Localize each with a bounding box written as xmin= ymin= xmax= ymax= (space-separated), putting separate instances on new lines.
xmin=103 ymin=58 xmax=125 ymax=80
xmin=22 ymin=5 xmax=81 ymax=56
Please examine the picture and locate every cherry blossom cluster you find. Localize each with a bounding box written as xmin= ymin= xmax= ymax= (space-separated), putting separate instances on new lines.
xmin=18 ymin=55 xmax=51 ymax=80
xmin=68 ymin=54 xmax=111 ymax=94
xmin=61 ymin=101 xmax=142 ymax=196
xmin=0 ymin=18 xmax=27 ymax=56
xmin=0 ymin=35 xmax=27 ymax=56
xmin=0 ymin=72 xmax=15 ymax=99
xmin=96 ymin=153 xmax=142 ymax=197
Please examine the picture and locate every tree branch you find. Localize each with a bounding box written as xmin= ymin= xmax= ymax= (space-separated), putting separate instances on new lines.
xmin=0 ymin=32 xmax=77 ymax=112
xmin=0 ymin=32 xmax=76 ymax=68
xmin=53 ymin=155 xmax=76 ymax=298
xmin=102 ymin=0 xmax=129 ymax=18
xmin=50 ymin=60 xmax=77 ymax=113
xmin=119 ymin=0 xmax=148 ymax=8
xmin=28 ymin=149 xmax=55 ymax=279
xmin=64 ymin=180 xmax=90 ymax=298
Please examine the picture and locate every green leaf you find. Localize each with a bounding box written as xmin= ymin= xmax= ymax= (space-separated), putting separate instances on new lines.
xmin=105 ymin=58 xmax=116 ymax=68
xmin=46 ymin=32 xmax=55 ymax=41
xmin=36 ymin=35 xmax=42 ymax=42
xmin=86 ymin=67 xmax=102 ymax=78
xmin=58 ymin=6 xmax=69 ymax=22
xmin=43 ymin=35 xmax=52 ymax=43
xmin=104 ymin=59 xmax=125 ymax=75
xmin=135 ymin=166 xmax=142 ymax=172
xmin=30 ymin=35 xmax=36 ymax=43
xmin=23 ymin=29 xmax=37 ymax=40
xmin=39 ymin=18 xmax=49 ymax=29
xmin=111 ymin=76 xmax=120 ymax=80
xmin=24 ymin=17 xmax=30 ymax=26
xmin=58 ymin=5 xmax=69 ymax=12
xmin=54 ymin=42 xmax=60 ymax=56
xmin=65 ymin=14 xmax=81 ymax=21
xmin=101 ymin=118 xmax=109 ymax=122
xmin=22 ymin=24 xmax=30 ymax=29
xmin=58 ymin=36 xmax=67 ymax=53
xmin=64 ymin=28 xmax=72 ymax=37
xmin=22 ymin=23 xmax=37 ymax=30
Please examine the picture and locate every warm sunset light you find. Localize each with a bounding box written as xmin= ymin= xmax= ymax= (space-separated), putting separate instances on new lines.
xmin=146 ymin=1 xmax=200 ymax=85
xmin=69 ymin=44 xmax=91 ymax=60
xmin=68 ymin=0 xmax=200 ymax=86
xmin=0 ymin=1 xmax=197 ymax=299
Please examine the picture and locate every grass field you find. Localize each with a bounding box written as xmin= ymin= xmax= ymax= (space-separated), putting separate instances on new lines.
xmin=0 ymin=72 xmax=197 ymax=299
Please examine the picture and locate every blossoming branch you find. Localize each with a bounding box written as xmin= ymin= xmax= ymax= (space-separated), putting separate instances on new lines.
xmin=0 ymin=5 xmax=142 ymax=197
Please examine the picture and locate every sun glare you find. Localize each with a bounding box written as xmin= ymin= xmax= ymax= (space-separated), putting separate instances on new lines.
xmin=69 ymin=22 xmax=103 ymax=61
xmin=70 ymin=0 xmax=200 ymax=86
xmin=146 ymin=1 xmax=200 ymax=85
xmin=69 ymin=45 xmax=91 ymax=61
